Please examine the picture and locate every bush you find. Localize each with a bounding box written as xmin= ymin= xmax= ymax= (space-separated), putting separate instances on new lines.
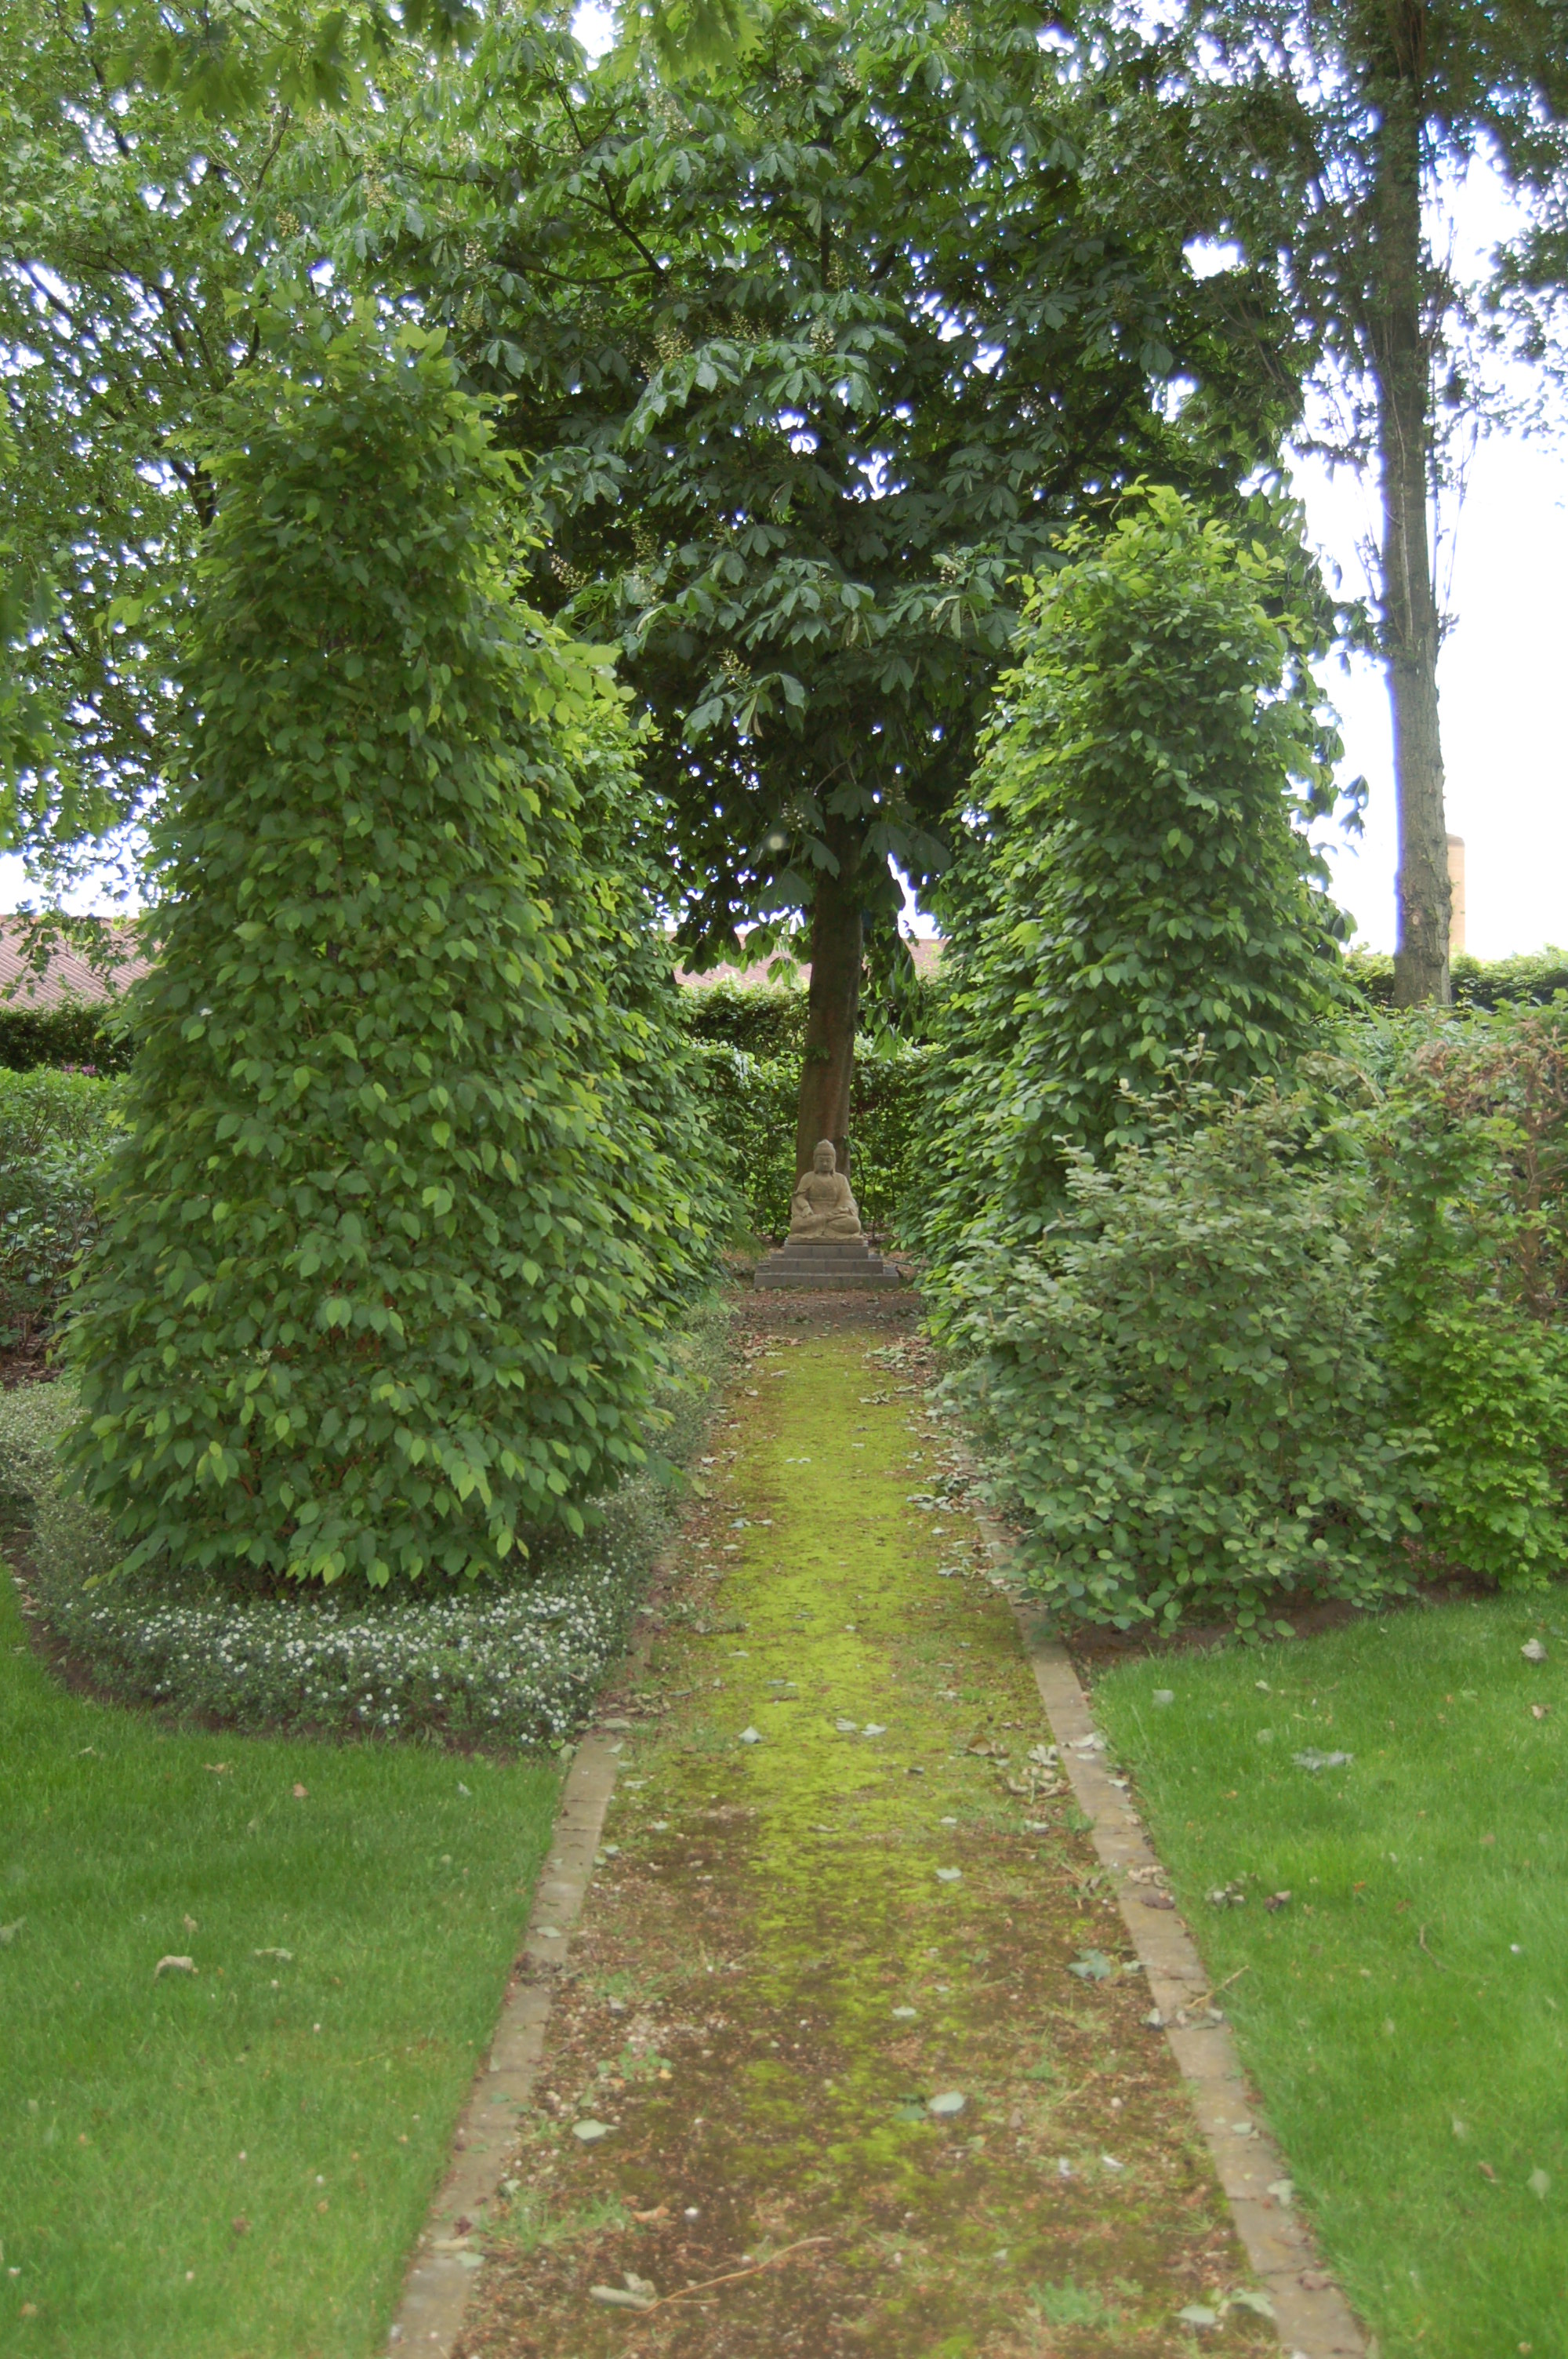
xmin=1361 ymin=1005 xmax=1568 ymax=1584
xmin=945 ymin=1084 xmax=1428 ymax=1635
xmin=6 ymin=1303 xmax=730 ymax=1744
xmin=64 ymin=322 xmax=717 ymax=1592
xmin=0 ymin=997 xmax=135 ymax=1075
xmin=919 ymin=489 xmax=1348 ymax=1277
xmin=0 ymin=1068 xmax=122 ymax=1353
xmin=1345 ymin=948 xmax=1568 ymax=1011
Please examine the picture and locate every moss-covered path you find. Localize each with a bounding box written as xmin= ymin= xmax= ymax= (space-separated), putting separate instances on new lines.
xmin=456 ymin=1304 xmax=1274 ymax=2358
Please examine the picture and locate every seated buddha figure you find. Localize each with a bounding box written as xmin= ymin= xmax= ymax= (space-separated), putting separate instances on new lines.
xmin=789 ymin=1139 xmax=863 ymax=1240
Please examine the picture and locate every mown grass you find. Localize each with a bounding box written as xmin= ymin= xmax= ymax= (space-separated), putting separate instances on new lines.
xmin=0 ymin=1571 xmax=558 ymax=2359
xmin=1094 ymin=1592 xmax=1568 ymax=2359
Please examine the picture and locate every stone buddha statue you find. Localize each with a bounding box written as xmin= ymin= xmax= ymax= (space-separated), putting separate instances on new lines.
xmin=789 ymin=1140 xmax=862 ymax=1239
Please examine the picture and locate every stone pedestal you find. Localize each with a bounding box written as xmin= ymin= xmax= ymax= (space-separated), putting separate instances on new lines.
xmin=754 ymin=1235 xmax=901 ymax=1291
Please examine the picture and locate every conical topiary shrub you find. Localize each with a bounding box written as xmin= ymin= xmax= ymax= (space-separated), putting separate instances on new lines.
xmin=65 ymin=322 xmax=684 ymax=1588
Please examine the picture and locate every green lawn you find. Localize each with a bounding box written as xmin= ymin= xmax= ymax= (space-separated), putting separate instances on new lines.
xmin=0 ymin=1571 xmax=558 ymax=2359
xmin=1094 ymin=1593 xmax=1568 ymax=2359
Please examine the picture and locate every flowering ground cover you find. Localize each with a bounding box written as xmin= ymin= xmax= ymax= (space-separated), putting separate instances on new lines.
xmin=0 ymin=1568 xmax=560 ymax=2357
xmin=1093 ymin=1600 xmax=1568 ymax=2358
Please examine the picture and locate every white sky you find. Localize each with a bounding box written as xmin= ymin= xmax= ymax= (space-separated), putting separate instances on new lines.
xmin=1301 ymin=427 xmax=1568 ymax=958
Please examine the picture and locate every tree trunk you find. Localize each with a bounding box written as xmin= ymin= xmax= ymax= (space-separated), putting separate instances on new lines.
xmin=1370 ymin=31 xmax=1451 ymax=1007
xmin=794 ymin=847 xmax=864 ymax=1181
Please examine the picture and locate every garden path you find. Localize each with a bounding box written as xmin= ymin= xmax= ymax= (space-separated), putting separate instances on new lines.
xmin=452 ymin=1301 xmax=1279 ymax=2359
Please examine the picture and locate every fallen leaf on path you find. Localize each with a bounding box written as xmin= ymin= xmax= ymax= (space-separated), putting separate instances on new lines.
xmin=1138 ymin=1892 xmax=1176 ymax=1910
xmin=1230 ymin=2290 xmax=1276 ymax=2319
xmin=154 ymin=1955 xmax=196 ymax=1978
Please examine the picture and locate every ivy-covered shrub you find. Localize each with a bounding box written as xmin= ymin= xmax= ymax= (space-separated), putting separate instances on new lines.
xmin=919 ymin=489 xmax=1348 ymax=1278
xmin=0 ymin=1068 xmax=122 ymax=1353
xmin=946 ymin=1084 xmax=1429 ymax=1634
xmin=64 ymin=322 xmax=717 ymax=1592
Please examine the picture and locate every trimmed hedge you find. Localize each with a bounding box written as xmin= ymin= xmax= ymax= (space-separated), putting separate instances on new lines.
xmin=0 ymin=998 xmax=135 ymax=1074
xmin=1345 ymin=949 xmax=1568 ymax=1009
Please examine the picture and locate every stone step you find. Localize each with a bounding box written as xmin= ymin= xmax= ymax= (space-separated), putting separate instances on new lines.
xmin=754 ymin=1266 xmax=902 ymax=1289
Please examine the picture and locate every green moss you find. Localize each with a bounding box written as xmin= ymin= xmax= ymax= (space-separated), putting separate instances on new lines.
xmin=491 ymin=1322 xmax=1276 ymax=2354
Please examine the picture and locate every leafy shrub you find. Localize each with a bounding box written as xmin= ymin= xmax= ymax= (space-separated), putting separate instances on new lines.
xmin=945 ymin=1085 xmax=1428 ymax=1634
xmin=919 ymin=489 xmax=1348 ymax=1277
xmin=64 ymin=322 xmax=717 ymax=1592
xmin=3 ymin=1303 xmax=728 ymax=1744
xmin=0 ymin=997 xmax=135 ymax=1075
xmin=0 ymin=1068 xmax=122 ymax=1351
xmin=1345 ymin=948 xmax=1568 ymax=1012
xmin=1361 ymin=1005 xmax=1568 ymax=1585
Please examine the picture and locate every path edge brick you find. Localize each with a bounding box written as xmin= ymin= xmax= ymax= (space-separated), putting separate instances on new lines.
xmin=997 ymin=1548 xmax=1370 ymax=2359
xmin=383 ymin=1669 xmax=649 ymax=2354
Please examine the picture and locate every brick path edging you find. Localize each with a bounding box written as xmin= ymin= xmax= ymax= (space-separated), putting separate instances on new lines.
xmin=1009 ymin=1586 xmax=1370 ymax=2359
xmin=383 ymin=1714 xmax=635 ymax=2354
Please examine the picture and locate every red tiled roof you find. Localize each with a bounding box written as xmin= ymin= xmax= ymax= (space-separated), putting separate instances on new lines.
xmin=0 ymin=918 xmax=151 ymax=1009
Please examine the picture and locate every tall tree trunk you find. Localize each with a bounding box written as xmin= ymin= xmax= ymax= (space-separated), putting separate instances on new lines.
xmin=794 ymin=840 xmax=863 ymax=1181
xmin=1370 ymin=31 xmax=1451 ymax=1007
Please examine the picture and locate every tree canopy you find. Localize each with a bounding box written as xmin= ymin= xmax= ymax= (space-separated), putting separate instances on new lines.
xmin=332 ymin=0 xmax=1314 ymax=1163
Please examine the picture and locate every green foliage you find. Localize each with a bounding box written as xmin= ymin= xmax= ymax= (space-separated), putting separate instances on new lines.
xmin=0 ymin=1069 xmax=122 ymax=1354
xmin=5 ymin=1303 xmax=728 ymax=1743
xmin=1346 ymin=947 xmax=1568 ymax=1011
xmin=942 ymin=1006 xmax=1568 ymax=1637
xmin=1362 ymin=1006 xmax=1568 ymax=1586
xmin=0 ymin=997 xmax=135 ymax=1075
xmin=920 ymin=489 xmax=1350 ymax=1274
xmin=64 ymin=322 xmax=717 ymax=1591
xmin=346 ymin=0 xmax=1312 ymax=980
xmin=943 ymin=1085 xmax=1428 ymax=1635
xmin=679 ymin=983 xmax=810 ymax=1062
xmin=694 ymin=1038 xmax=927 ymax=1238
